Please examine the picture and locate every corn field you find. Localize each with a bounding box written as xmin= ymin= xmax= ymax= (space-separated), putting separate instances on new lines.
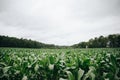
xmin=0 ymin=48 xmax=120 ymax=80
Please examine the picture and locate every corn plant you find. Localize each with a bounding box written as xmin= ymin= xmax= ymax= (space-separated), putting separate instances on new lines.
xmin=0 ymin=48 xmax=120 ymax=80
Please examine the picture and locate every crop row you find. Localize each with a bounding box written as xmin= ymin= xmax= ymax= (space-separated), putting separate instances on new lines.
xmin=0 ymin=48 xmax=120 ymax=80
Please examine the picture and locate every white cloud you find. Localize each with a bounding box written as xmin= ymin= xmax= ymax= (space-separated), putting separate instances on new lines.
xmin=0 ymin=0 xmax=120 ymax=45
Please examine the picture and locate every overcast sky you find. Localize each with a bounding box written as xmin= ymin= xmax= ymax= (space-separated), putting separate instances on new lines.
xmin=0 ymin=0 xmax=120 ymax=45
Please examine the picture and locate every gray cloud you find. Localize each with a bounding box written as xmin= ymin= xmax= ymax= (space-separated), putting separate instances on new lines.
xmin=0 ymin=0 xmax=120 ymax=45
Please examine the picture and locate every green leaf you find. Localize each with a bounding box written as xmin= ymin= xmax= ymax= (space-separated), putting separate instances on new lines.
xmin=48 ymin=64 xmax=54 ymax=70
xmin=110 ymin=55 xmax=117 ymax=67
xmin=34 ymin=64 xmax=39 ymax=72
xmin=59 ymin=78 xmax=68 ymax=80
xmin=22 ymin=75 xmax=28 ymax=80
xmin=78 ymin=68 xmax=84 ymax=80
xmin=83 ymin=66 xmax=96 ymax=80
xmin=3 ymin=66 xmax=11 ymax=74
xmin=66 ymin=71 xmax=74 ymax=80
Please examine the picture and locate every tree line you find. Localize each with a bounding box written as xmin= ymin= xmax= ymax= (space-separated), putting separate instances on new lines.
xmin=0 ymin=34 xmax=120 ymax=48
xmin=72 ymin=34 xmax=120 ymax=48
xmin=0 ymin=35 xmax=60 ymax=48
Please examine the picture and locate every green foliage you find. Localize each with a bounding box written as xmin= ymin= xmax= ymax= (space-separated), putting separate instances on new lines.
xmin=0 ymin=34 xmax=120 ymax=49
xmin=72 ymin=34 xmax=120 ymax=48
xmin=0 ymin=35 xmax=61 ymax=49
xmin=0 ymin=48 xmax=120 ymax=80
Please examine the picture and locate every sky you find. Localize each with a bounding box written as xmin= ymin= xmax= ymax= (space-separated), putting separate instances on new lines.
xmin=0 ymin=0 xmax=120 ymax=46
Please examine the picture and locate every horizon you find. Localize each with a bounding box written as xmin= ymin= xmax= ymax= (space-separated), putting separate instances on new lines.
xmin=0 ymin=0 xmax=120 ymax=46
xmin=1 ymin=33 xmax=119 ymax=46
